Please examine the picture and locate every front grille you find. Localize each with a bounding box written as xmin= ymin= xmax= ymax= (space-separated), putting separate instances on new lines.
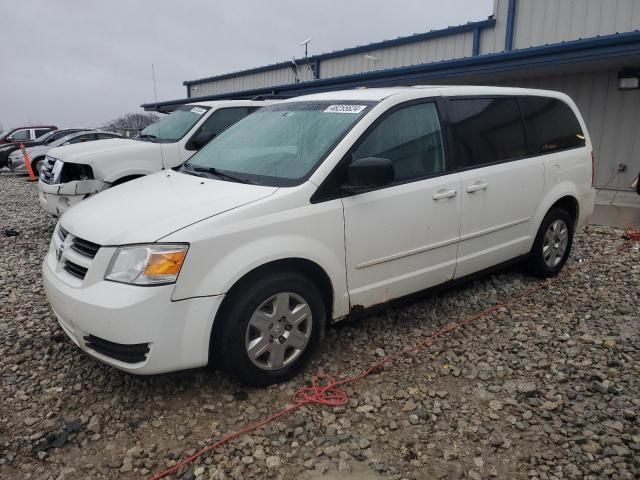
xmin=70 ymin=237 xmax=100 ymax=258
xmin=55 ymin=227 xmax=101 ymax=282
xmin=40 ymin=156 xmax=57 ymax=184
xmin=83 ymin=335 xmax=150 ymax=364
xmin=63 ymin=260 xmax=88 ymax=280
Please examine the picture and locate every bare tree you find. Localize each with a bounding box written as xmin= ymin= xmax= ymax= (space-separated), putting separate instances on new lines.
xmin=102 ymin=112 xmax=159 ymax=131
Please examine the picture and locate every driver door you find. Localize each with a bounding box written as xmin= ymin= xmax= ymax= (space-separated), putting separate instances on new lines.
xmin=341 ymin=101 xmax=461 ymax=309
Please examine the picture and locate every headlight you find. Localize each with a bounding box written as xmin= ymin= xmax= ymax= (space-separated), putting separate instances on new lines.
xmin=51 ymin=159 xmax=64 ymax=183
xmin=105 ymin=244 xmax=188 ymax=286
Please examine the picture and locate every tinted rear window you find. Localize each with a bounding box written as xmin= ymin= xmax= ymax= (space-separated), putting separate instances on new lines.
xmin=448 ymin=98 xmax=526 ymax=168
xmin=519 ymin=97 xmax=585 ymax=154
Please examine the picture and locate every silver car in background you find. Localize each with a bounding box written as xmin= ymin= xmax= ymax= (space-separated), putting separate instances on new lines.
xmin=8 ymin=130 xmax=121 ymax=174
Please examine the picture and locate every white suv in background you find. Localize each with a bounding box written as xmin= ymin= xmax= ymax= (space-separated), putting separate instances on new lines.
xmin=42 ymin=86 xmax=595 ymax=386
xmin=37 ymin=100 xmax=273 ymax=216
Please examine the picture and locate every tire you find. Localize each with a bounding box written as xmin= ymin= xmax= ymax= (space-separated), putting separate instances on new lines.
xmin=527 ymin=208 xmax=574 ymax=278
xmin=212 ymin=271 xmax=326 ymax=386
xmin=31 ymin=157 xmax=44 ymax=175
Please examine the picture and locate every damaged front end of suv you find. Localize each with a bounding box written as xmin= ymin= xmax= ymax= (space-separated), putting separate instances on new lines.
xmin=38 ymin=155 xmax=107 ymax=217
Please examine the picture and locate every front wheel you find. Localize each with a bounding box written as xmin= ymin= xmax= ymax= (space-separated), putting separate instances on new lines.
xmin=31 ymin=157 xmax=45 ymax=175
xmin=212 ymin=271 xmax=326 ymax=386
xmin=527 ymin=208 xmax=574 ymax=278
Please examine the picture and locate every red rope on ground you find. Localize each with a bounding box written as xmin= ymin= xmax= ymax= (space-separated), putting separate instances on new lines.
xmin=150 ymin=233 xmax=639 ymax=480
xmin=624 ymin=228 xmax=640 ymax=241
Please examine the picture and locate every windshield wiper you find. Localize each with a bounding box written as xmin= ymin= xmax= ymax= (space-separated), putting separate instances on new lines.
xmin=181 ymin=163 xmax=256 ymax=184
xmin=137 ymin=133 xmax=158 ymax=142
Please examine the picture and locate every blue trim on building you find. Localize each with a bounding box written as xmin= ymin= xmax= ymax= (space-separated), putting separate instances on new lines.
xmin=472 ymin=28 xmax=481 ymax=56
xmin=143 ymin=31 xmax=640 ymax=111
xmin=183 ymin=19 xmax=497 ymax=86
xmin=505 ymin=0 xmax=517 ymax=51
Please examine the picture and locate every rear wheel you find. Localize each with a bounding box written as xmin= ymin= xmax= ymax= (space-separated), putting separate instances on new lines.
xmin=527 ymin=208 xmax=574 ymax=278
xmin=212 ymin=271 xmax=325 ymax=386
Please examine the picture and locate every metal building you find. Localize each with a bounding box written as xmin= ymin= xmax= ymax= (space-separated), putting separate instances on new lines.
xmin=143 ymin=0 xmax=640 ymax=191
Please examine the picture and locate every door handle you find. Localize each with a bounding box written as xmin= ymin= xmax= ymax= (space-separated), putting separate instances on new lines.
xmin=432 ymin=189 xmax=457 ymax=200
xmin=466 ymin=181 xmax=489 ymax=193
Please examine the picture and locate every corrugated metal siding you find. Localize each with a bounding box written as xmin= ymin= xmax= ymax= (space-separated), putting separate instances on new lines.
xmin=192 ymin=65 xmax=314 ymax=96
xmin=514 ymin=0 xmax=640 ymax=49
xmin=319 ymin=32 xmax=474 ymax=79
xmin=480 ymin=0 xmax=509 ymax=54
xmin=499 ymin=70 xmax=640 ymax=190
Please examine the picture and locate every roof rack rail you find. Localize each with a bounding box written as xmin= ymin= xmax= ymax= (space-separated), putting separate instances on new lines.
xmin=250 ymin=93 xmax=294 ymax=101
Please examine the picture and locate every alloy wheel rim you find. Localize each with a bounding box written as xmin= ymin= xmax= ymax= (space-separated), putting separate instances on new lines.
xmin=542 ymin=219 xmax=569 ymax=267
xmin=245 ymin=292 xmax=312 ymax=371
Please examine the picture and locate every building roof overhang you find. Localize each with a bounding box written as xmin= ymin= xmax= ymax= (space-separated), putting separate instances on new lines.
xmin=142 ymin=31 xmax=640 ymax=112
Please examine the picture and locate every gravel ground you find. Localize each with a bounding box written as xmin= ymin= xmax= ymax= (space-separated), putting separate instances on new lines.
xmin=1 ymin=174 xmax=639 ymax=480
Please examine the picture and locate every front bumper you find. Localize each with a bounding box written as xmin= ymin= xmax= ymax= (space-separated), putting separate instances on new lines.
xmin=42 ymin=240 xmax=224 ymax=374
xmin=38 ymin=180 xmax=106 ymax=216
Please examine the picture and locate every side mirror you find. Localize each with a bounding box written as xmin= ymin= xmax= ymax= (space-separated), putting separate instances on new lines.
xmin=5 ymin=136 xmax=13 ymax=143
xmin=343 ymin=157 xmax=394 ymax=193
xmin=187 ymin=131 xmax=217 ymax=150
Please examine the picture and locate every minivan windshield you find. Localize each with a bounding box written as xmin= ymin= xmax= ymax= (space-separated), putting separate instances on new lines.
xmin=183 ymin=101 xmax=373 ymax=185
xmin=139 ymin=104 xmax=211 ymax=143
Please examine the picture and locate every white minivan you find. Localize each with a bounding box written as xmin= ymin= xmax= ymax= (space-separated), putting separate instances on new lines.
xmin=43 ymin=86 xmax=595 ymax=386
xmin=37 ymin=100 xmax=272 ymax=216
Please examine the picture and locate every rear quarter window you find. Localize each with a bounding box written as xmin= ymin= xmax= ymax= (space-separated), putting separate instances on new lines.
xmin=519 ymin=97 xmax=585 ymax=154
xmin=447 ymin=97 xmax=527 ymax=169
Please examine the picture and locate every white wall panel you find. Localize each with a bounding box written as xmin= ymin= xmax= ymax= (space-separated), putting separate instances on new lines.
xmin=480 ymin=0 xmax=509 ymax=54
xmin=318 ymin=31 xmax=474 ymax=80
xmin=498 ymin=70 xmax=640 ymax=190
xmin=191 ymin=65 xmax=314 ymax=96
xmin=514 ymin=0 xmax=640 ymax=49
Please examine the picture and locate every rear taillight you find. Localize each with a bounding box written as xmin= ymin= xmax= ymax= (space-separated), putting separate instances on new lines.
xmin=591 ymin=150 xmax=596 ymax=187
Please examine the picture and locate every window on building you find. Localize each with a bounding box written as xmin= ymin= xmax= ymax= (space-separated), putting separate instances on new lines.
xmin=351 ymin=102 xmax=446 ymax=182
xmin=448 ymin=98 xmax=526 ymax=168
xmin=519 ymin=97 xmax=585 ymax=154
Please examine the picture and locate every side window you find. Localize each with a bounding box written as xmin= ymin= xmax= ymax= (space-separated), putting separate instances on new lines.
xmin=519 ymin=97 xmax=585 ymax=154
xmin=11 ymin=129 xmax=31 ymax=141
xmin=448 ymin=98 xmax=526 ymax=169
xmin=351 ymin=102 xmax=446 ymax=182
xmin=97 ymin=133 xmax=118 ymax=139
xmin=67 ymin=134 xmax=94 ymax=144
xmin=198 ymin=107 xmax=254 ymax=136
xmin=35 ymin=128 xmax=51 ymax=138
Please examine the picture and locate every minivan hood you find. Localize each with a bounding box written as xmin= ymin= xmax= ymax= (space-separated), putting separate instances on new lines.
xmin=48 ymin=139 xmax=158 ymax=165
xmin=60 ymin=171 xmax=278 ymax=244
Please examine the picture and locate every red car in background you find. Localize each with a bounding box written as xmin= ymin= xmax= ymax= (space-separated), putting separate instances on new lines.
xmin=0 ymin=126 xmax=58 ymax=145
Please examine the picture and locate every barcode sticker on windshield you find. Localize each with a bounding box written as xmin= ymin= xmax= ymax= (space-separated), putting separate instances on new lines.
xmin=191 ymin=107 xmax=206 ymax=115
xmin=324 ymin=105 xmax=367 ymax=114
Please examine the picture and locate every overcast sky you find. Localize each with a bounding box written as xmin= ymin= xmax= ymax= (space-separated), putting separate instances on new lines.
xmin=1 ymin=0 xmax=493 ymax=129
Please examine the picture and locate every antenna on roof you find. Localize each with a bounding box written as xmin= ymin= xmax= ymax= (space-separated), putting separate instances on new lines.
xmin=151 ymin=63 xmax=166 ymax=171
xmin=300 ymin=37 xmax=312 ymax=57
xmin=299 ymin=38 xmax=314 ymax=78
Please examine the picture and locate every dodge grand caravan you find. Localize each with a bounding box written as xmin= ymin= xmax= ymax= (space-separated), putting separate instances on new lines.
xmin=37 ymin=100 xmax=272 ymax=216
xmin=43 ymin=86 xmax=595 ymax=386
